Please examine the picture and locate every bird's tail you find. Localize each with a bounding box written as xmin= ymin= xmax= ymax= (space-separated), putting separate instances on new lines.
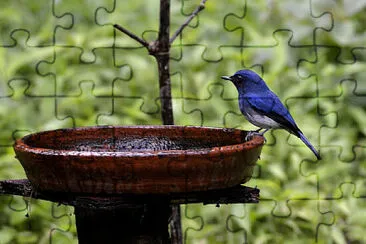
xmin=299 ymin=132 xmax=321 ymax=160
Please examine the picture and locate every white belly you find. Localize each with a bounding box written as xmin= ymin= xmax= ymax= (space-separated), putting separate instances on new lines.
xmin=242 ymin=106 xmax=282 ymax=129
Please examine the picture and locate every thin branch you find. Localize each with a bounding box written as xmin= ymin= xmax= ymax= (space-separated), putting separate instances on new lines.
xmin=113 ymin=24 xmax=149 ymax=47
xmin=170 ymin=0 xmax=208 ymax=44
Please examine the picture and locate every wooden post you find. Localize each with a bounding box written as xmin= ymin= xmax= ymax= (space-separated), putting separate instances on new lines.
xmin=75 ymin=201 xmax=171 ymax=244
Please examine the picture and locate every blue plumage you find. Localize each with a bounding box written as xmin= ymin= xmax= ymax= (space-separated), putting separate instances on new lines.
xmin=221 ymin=69 xmax=321 ymax=160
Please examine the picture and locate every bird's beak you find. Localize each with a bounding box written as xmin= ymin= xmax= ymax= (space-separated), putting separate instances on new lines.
xmin=221 ymin=76 xmax=232 ymax=81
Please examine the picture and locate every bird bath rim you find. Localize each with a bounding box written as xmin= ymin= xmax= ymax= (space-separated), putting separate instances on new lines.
xmin=14 ymin=125 xmax=264 ymax=157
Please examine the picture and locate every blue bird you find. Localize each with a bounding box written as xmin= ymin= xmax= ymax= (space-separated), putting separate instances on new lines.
xmin=221 ymin=69 xmax=321 ymax=160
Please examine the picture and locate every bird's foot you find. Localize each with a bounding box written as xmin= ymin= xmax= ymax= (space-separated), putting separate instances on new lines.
xmin=245 ymin=130 xmax=267 ymax=142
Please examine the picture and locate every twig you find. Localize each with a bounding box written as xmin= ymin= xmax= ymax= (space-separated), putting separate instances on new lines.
xmin=113 ymin=24 xmax=149 ymax=47
xmin=169 ymin=0 xmax=208 ymax=44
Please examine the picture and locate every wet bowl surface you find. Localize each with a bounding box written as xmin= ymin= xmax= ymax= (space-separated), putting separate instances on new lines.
xmin=14 ymin=126 xmax=264 ymax=194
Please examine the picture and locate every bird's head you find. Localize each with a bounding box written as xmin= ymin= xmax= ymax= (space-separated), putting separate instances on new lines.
xmin=221 ymin=69 xmax=265 ymax=93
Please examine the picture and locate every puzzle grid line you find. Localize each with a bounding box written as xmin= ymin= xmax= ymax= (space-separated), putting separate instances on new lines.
xmin=0 ymin=0 xmax=365 ymax=243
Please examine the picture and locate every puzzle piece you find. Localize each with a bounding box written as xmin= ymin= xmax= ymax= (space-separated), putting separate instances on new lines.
xmin=287 ymin=199 xmax=335 ymax=243
xmin=0 ymin=196 xmax=76 ymax=243
xmin=55 ymin=81 xmax=113 ymax=127
xmin=319 ymin=80 xmax=366 ymax=161
xmin=95 ymin=0 xmax=159 ymax=47
xmin=173 ymin=0 xmax=246 ymax=62
xmin=0 ymin=196 xmax=28 ymax=243
xmin=36 ymin=46 xmax=131 ymax=96
xmin=316 ymin=183 xmax=366 ymax=243
xmin=224 ymin=199 xmax=334 ymax=243
xmin=225 ymin=204 xmax=248 ymax=243
xmin=183 ymin=203 xmax=251 ymax=243
xmin=0 ymin=31 xmax=55 ymax=97
xmin=300 ymin=147 xmax=362 ymax=200
xmin=96 ymin=94 xmax=161 ymax=126
xmin=224 ymin=0 xmax=333 ymax=47
xmin=48 ymin=203 xmax=76 ymax=243
xmin=177 ymin=83 xmax=239 ymax=127
xmin=0 ymin=0 xmax=72 ymax=46
xmin=170 ymin=45 xmax=226 ymax=100
xmin=297 ymin=46 xmax=361 ymax=97
xmin=112 ymin=48 xmax=161 ymax=116
xmin=53 ymin=1 xmax=114 ymax=62
xmin=26 ymin=201 xmax=76 ymax=243
xmin=0 ymin=79 xmax=58 ymax=146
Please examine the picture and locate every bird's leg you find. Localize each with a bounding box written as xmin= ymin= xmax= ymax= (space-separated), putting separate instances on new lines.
xmin=245 ymin=128 xmax=268 ymax=141
xmin=259 ymin=128 xmax=269 ymax=135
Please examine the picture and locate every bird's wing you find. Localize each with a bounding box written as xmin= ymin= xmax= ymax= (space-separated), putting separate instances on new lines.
xmin=245 ymin=93 xmax=301 ymax=136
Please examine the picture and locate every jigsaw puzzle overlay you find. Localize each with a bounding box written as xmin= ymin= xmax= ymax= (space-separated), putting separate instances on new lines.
xmin=1 ymin=0 xmax=365 ymax=243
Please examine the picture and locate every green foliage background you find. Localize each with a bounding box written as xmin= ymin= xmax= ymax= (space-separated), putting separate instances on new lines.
xmin=0 ymin=0 xmax=365 ymax=243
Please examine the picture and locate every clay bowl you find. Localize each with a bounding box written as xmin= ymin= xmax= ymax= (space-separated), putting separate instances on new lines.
xmin=14 ymin=126 xmax=264 ymax=194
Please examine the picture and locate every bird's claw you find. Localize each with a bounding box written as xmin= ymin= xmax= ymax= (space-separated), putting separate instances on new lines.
xmin=245 ymin=131 xmax=266 ymax=142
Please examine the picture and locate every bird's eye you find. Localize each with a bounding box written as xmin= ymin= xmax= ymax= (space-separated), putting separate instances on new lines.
xmin=236 ymin=75 xmax=243 ymax=79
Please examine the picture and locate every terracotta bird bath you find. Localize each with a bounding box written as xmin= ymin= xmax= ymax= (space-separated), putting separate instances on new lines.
xmin=12 ymin=125 xmax=264 ymax=243
xmin=14 ymin=125 xmax=264 ymax=194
